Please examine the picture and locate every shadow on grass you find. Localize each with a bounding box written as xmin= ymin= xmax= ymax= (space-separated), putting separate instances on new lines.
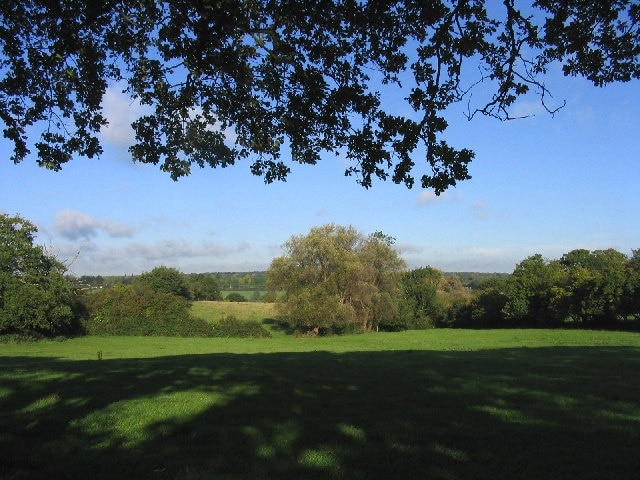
xmin=1 ymin=346 xmax=639 ymax=480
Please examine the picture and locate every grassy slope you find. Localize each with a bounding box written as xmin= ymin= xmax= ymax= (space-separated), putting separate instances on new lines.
xmin=1 ymin=330 xmax=639 ymax=480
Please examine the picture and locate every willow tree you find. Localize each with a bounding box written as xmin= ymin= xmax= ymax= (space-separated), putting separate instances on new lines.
xmin=267 ymin=224 xmax=406 ymax=333
xmin=2 ymin=1 xmax=639 ymax=192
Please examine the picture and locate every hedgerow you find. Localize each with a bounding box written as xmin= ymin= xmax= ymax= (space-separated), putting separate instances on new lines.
xmin=81 ymin=285 xmax=215 ymax=337
xmin=211 ymin=315 xmax=271 ymax=338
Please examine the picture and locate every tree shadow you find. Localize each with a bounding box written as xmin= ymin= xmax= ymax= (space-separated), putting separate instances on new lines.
xmin=1 ymin=346 xmax=639 ymax=479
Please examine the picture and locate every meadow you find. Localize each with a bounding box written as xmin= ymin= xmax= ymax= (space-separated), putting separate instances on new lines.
xmin=191 ymin=300 xmax=276 ymax=327
xmin=1 ymin=329 xmax=639 ymax=479
xmin=220 ymin=290 xmax=270 ymax=301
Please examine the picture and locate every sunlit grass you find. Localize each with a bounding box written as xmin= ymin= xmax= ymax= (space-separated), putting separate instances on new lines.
xmin=1 ymin=330 xmax=639 ymax=479
xmin=4 ymin=328 xmax=640 ymax=359
xmin=192 ymin=300 xmax=276 ymax=322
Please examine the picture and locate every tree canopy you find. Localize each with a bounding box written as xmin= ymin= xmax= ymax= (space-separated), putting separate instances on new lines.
xmin=459 ymin=248 xmax=640 ymax=328
xmin=137 ymin=265 xmax=191 ymax=298
xmin=267 ymin=224 xmax=405 ymax=333
xmin=2 ymin=1 xmax=638 ymax=192
xmin=0 ymin=213 xmax=78 ymax=336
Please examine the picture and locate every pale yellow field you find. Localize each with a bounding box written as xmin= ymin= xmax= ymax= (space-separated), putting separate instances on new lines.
xmin=190 ymin=300 xmax=277 ymax=324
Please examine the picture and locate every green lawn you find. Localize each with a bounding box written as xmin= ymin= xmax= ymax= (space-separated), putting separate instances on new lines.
xmin=1 ymin=329 xmax=639 ymax=479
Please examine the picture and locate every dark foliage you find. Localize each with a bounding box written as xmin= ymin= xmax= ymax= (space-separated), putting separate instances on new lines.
xmin=0 ymin=213 xmax=81 ymax=337
xmin=225 ymin=292 xmax=248 ymax=302
xmin=444 ymin=248 xmax=640 ymax=329
xmin=211 ymin=315 xmax=271 ymax=338
xmin=81 ymin=284 xmax=215 ymax=337
xmin=137 ymin=266 xmax=191 ymax=299
xmin=2 ymin=1 xmax=638 ymax=191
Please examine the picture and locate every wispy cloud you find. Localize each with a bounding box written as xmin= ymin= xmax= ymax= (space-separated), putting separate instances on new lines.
xmin=100 ymin=84 xmax=149 ymax=148
xmin=124 ymin=240 xmax=250 ymax=262
xmin=510 ymin=100 xmax=547 ymax=118
xmin=401 ymin=245 xmax=525 ymax=273
xmin=469 ymin=200 xmax=489 ymax=219
xmin=54 ymin=209 xmax=135 ymax=240
xmin=397 ymin=242 xmax=424 ymax=255
xmin=65 ymin=239 xmax=257 ymax=275
xmin=416 ymin=190 xmax=440 ymax=205
xmin=100 ymin=86 xmax=238 ymax=153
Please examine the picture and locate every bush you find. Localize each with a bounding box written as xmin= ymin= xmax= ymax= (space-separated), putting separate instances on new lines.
xmin=81 ymin=284 xmax=215 ymax=337
xmin=211 ymin=315 xmax=271 ymax=338
xmin=225 ymin=292 xmax=247 ymax=302
xmin=377 ymin=314 xmax=410 ymax=332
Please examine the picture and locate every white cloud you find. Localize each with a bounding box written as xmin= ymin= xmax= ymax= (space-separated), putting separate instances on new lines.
xmin=100 ymin=84 xmax=149 ymax=148
xmin=402 ymin=245 xmax=525 ymax=273
xmin=54 ymin=209 xmax=134 ymax=240
xmin=62 ymin=238 xmax=258 ymax=275
xmin=469 ymin=200 xmax=489 ymax=219
xmin=125 ymin=240 xmax=249 ymax=262
xmin=416 ymin=190 xmax=439 ymax=205
xmin=100 ymin=85 xmax=238 ymax=152
xmin=397 ymin=242 xmax=424 ymax=255
xmin=510 ymin=100 xmax=547 ymax=118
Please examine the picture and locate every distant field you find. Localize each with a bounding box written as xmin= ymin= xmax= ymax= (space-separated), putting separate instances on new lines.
xmin=1 ymin=330 xmax=639 ymax=480
xmin=191 ymin=300 xmax=277 ymax=324
xmin=220 ymin=290 xmax=267 ymax=301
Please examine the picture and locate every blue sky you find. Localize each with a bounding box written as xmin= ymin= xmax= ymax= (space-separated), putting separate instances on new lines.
xmin=1 ymin=67 xmax=638 ymax=276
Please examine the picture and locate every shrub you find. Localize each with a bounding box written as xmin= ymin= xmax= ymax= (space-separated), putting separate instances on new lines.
xmin=225 ymin=292 xmax=247 ymax=302
xmin=211 ymin=315 xmax=271 ymax=338
xmin=81 ymin=284 xmax=215 ymax=337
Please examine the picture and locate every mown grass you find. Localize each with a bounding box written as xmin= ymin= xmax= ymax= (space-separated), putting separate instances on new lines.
xmin=1 ymin=330 xmax=639 ymax=479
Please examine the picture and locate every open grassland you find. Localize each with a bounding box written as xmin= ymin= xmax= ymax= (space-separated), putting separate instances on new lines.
xmin=1 ymin=330 xmax=639 ymax=479
xmin=191 ymin=300 xmax=276 ymax=325
xmin=220 ymin=290 xmax=270 ymax=300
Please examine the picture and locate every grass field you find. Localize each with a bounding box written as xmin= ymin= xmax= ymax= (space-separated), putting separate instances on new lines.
xmin=190 ymin=301 xmax=280 ymax=337
xmin=1 ymin=329 xmax=639 ymax=479
xmin=191 ymin=300 xmax=276 ymax=324
xmin=220 ymin=291 xmax=269 ymax=301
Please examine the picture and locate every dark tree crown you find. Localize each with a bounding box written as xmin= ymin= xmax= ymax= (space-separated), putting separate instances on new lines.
xmin=1 ymin=1 xmax=638 ymax=192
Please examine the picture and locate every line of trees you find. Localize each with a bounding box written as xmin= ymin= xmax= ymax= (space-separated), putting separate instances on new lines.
xmin=74 ymin=271 xmax=271 ymax=300
xmin=2 ymin=213 xmax=639 ymax=338
xmin=450 ymin=249 xmax=640 ymax=329
xmin=73 ymin=269 xmax=223 ymax=301
xmin=266 ymin=225 xmax=640 ymax=334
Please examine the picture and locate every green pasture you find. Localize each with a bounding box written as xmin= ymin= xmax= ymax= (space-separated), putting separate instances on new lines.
xmin=191 ymin=300 xmax=277 ymax=331
xmin=220 ymin=290 xmax=268 ymax=301
xmin=1 ymin=329 xmax=639 ymax=479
